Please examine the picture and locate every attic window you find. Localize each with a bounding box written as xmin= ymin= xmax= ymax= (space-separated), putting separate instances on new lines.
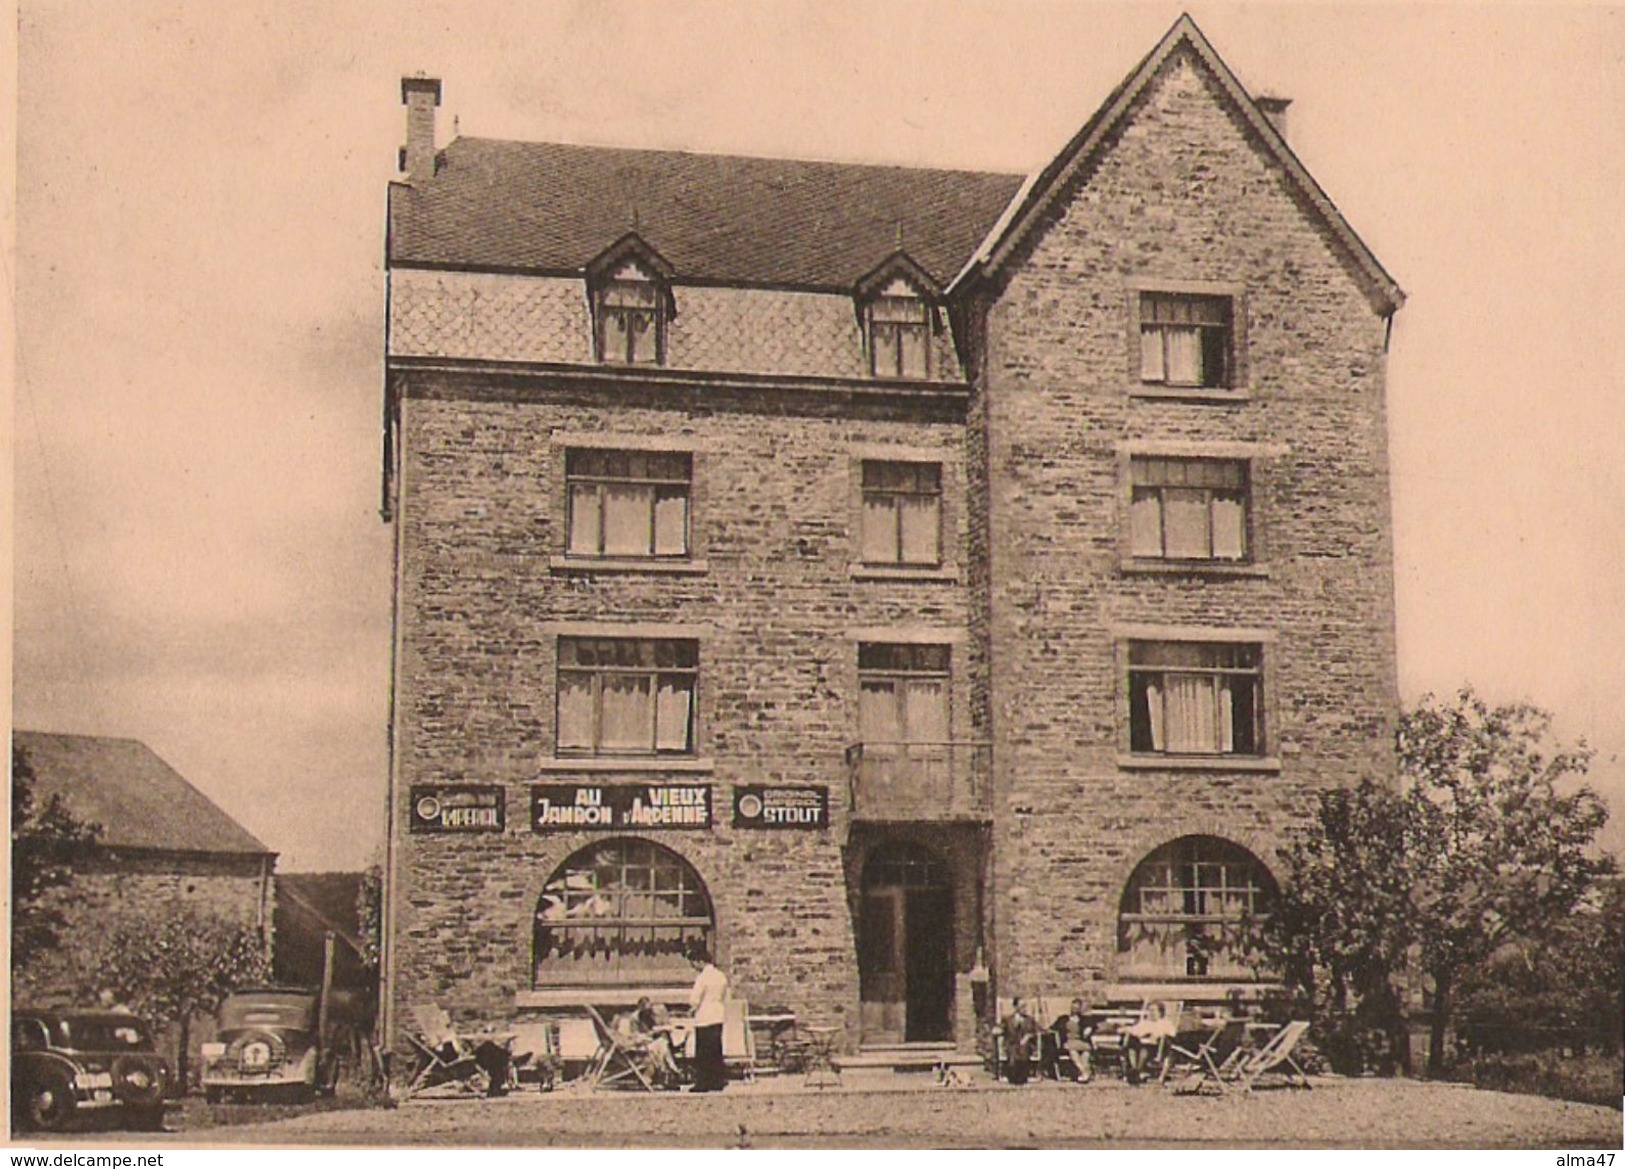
xmin=594 ymin=261 xmax=665 ymax=366
xmin=867 ymin=283 xmax=931 ymax=380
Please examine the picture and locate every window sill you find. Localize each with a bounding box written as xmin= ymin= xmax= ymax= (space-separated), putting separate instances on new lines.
xmin=537 ymin=757 xmax=716 ymax=774
xmin=1130 ymin=386 xmax=1252 ymax=404
xmin=849 ymin=563 xmax=961 ymax=583
xmin=549 ymin=556 xmax=710 ymax=576
xmin=515 ymin=986 xmax=693 ymax=1009
xmin=1116 ymin=754 xmax=1282 ymax=773
xmin=1118 ymin=560 xmax=1270 ymax=580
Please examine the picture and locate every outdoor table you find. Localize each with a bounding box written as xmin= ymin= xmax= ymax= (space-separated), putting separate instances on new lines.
xmin=802 ymin=1025 xmax=842 ymax=1089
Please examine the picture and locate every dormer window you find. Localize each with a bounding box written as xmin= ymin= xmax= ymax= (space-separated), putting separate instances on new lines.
xmin=869 ymin=293 xmax=930 ymax=379
xmin=597 ymin=268 xmax=662 ymax=365
xmin=586 ymin=234 xmax=674 ymax=367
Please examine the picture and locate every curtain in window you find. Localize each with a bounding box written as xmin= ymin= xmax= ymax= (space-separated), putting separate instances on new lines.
xmin=1130 ymin=492 xmax=1162 ymax=557
xmin=898 ymin=326 xmax=928 ymax=379
xmin=1163 ymin=675 xmax=1216 ymax=753
xmin=600 ymin=675 xmax=652 ymax=751
xmin=602 ymin=484 xmax=650 ymax=556
xmin=1164 ymin=326 xmax=1202 ymax=385
xmin=602 ymin=313 xmax=631 ymax=362
xmin=904 ymin=679 xmax=949 ymax=742
xmin=627 ymin=312 xmax=655 ymax=364
xmin=1212 ymin=494 xmax=1246 ymax=559
xmin=898 ymin=496 xmax=939 ymax=563
xmin=861 ymin=496 xmax=897 ymax=563
xmin=654 ymin=678 xmax=693 ymax=752
xmin=557 ymin=673 xmax=594 ymax=750
xmin=860 ymin=680 xmax=901 ymax=742
xmin=1163 ymin=488 xmax=1210 ymax=558
xmin=1140 ymin=327 xmax=1165 ymax=382
xmin=1144 ymin=681 xmax=1164 ymax=751
xmin=653 ymin=490 xmax=687 ymax=556
xmin=1215 ymin=680 xmax=1236 ymax=753
xmin=568 ymin=486 xmax=601 ymax=555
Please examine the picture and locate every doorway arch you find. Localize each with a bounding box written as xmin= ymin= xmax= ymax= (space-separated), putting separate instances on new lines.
xmin=856 ymin=839 xmax=954 ymax=1043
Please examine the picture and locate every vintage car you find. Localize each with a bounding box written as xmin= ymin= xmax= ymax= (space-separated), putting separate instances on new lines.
xmin=200 ymin=986 xmax=340 ymax=1103
xmin=11 ymin=1009 xmax=172 ymax=1132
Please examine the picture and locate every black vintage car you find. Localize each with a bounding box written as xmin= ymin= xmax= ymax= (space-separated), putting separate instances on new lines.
xmin=11 ymin=1010 xmax=172 ymax=1132
xmin=200 ymin=986 xmax=340 ymax=1103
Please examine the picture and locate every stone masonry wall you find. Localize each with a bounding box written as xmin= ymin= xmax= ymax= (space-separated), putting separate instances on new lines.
xmin=392 ymin=381 xmax=977 ymax=1045
xmin=978 ymin=48 xmax=1401 ymax=1003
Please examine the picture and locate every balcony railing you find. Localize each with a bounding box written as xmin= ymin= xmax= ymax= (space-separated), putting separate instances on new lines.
xmin=844 ymin=740 xmax=992 ymax=820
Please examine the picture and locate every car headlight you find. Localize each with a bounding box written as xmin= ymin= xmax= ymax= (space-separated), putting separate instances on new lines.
xmin=201 ymin=1042 xmax=227 ymax=1059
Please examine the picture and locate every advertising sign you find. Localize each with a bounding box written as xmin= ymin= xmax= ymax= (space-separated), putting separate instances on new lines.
xmin=409 ymin=785 xmax=506 ymax=833
xmin=732 ymin=785 xmax=830 ymax=829
xmin=530 ymin=783 xmax=713 ymax=831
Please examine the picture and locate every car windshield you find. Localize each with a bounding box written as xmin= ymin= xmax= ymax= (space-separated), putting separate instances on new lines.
xmin=54 ymin=1017 xmax=153 ymax=1051
xmin=218 ymin=993 xmax=317 ymax=1030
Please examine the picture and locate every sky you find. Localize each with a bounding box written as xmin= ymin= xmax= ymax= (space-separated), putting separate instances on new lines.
xmin=11 ymin=1 xmax=1625 ymax=871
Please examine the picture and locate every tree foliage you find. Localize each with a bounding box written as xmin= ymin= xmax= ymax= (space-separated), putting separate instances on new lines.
xmin=11 ymin=742 xmax=102 ymax=968
xmin=1254 ymin=688 xmax=1614 ymax=1077
xmin=355 ymin=863 xmax=383 ymax=975
xmin=79 ymin=901 xmax=270 ymax=1086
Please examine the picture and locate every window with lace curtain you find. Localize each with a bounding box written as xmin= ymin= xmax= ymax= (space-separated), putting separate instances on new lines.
xmin=868 ymin=294 xmax=931 ymax=379
xmin=1117 ymin=836 xmax=1275 ymax=979
xmin=1127 ymin=641 xmax=1262 ymax=756
xmin=596 ymin=274 xmax=663 ymax=365
xmin=1130 ymin=456 xmax=1250 ymax=561
xmin=565 ymin=449 xmax=691 ymax=560
xmin=860 ymin=461 xmax=941 ymax=566
xmin=533 ymin=838 xmax=713 ymax=987
xmin=1139 ymin=292 xmax=1233 ymax=388
xmin=858 ymin=643 xmax=950 ymax=746
xmin=556 ymin=638 xmax=697 ymax=757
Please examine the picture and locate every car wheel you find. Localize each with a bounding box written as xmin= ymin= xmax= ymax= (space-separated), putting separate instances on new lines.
xmin=24 ymin=1069 xmax=77 ymax=1132
xmin=127 ymin=1106 xmax=166 ymax=1132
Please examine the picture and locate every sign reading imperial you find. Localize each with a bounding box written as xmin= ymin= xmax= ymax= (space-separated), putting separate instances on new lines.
xmin=531 ymin=784 xmax=713 ymax=831
xmin=732 ymin=785 xmax=830 ymax=829
xmin=409 ymin=785 xmax=505 ymax=833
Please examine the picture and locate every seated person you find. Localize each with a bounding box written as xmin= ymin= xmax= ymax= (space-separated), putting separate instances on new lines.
xmin=1049 ymin=999 xmax=1096 ymax=1082
xmin=1000 ymin=997 xmax=1042 ymax=1086
xmin=617 ymin=997 xmax=682 ymax=1086
xmin=1123 ymin=1000 xmax=1178 ymax=1086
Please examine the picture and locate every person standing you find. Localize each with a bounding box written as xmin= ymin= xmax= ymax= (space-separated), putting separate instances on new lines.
xmin=1000 ymin=997 xmax=1041 ymax=1085
xmin=687 ymin=944 xmax=729 ymax=1092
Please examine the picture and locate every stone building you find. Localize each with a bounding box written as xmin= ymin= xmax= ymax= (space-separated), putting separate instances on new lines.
xmin=11 ymin=731 xmax=277 ymax=996
xmin=380 ymin=15 xmax=1404 ymax=1058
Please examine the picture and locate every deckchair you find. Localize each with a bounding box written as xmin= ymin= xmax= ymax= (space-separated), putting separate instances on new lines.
xmin=400 ymin=1003 xmax=491 ymax=1097
xmin=1161 ymin=1016 xmax=1249 ymax=1095
xmin=1231 ymin=1019 xmax=1313 ymax=1092
xmin=584 ymin=1004 xmax=657 ymax=1091
xmin=722 ymin=994 xmax=757 ymax=1083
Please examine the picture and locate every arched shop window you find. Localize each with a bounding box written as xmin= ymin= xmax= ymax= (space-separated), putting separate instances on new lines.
xmin=534 ymin=838 xmax=714 ymax=987
xmin=1116 ymin=835 xmax=1276 ymax=980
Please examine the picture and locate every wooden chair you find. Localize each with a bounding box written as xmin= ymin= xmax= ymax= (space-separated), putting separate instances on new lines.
xmin=583 ymin=1004 xmax=658 ymax=1091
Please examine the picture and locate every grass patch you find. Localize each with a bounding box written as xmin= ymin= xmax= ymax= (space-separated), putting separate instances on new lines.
xmin=1447 ymin=1050 xmax=1623 ymax=1110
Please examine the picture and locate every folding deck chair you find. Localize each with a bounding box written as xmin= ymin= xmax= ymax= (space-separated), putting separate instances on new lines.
xmin=584 ymin=1004 xmax=658 ymax=1091
xmin=722 ymin=995 xmax=756 ymax=1083
xmin=401 ymin=1003 xmax=495 ymax=1097
xmin=1231 ymin=1020 xmax=1313 ymax=1092
xmin=1160 ymin=1016 xmax=1250 ymax=1095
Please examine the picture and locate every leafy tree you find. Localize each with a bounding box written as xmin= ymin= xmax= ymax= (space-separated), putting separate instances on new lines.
xmin=1251 ymin=779 xmax=1414 ymax=1074
xmin=1399 ymin=689 xmax=1612 ymax=1074
xmin=1254 ymin=689 xmax=1612 ymax=1077
xmin=81 ymin=902 xmax=269 ymax=1087
xmin=355 ymin=863 xmax=383 ymax=975
xmin=11 ymin=742 xmax=102 ymax=969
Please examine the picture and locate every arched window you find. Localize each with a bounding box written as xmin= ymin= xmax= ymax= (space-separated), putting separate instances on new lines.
xmin=533 ymin=838 xmax=713 ymax=987
xmin=1117 ymin=835 xmax=1275 ymax=980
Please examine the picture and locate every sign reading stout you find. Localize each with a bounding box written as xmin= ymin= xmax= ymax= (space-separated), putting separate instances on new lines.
xmin=530 ymin=784 xmax=713 ymax=832
xmin=732 ymin=785 xmax=830 ymax=829
xmin=409 ymin=785 xmax=505 ymax=833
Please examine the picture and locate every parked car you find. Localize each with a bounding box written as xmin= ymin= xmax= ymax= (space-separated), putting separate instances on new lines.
xmin=11 ymin=1009 xmax=172 ymax=1132
xmin=200 ymin=986 xmax=340 ymax=1103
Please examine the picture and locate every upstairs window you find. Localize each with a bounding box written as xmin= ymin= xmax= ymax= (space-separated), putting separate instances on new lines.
xmin=566 ymin=449 xmax=691 ymax=559
xmin=1139 ymin=292 xmax=1233 ymax=388
xmin=869 ymin=295 xmax=931 ymax=379
xmin=1130 ymin=457 xmax=1249 ymax=561
xmin=858 ymin=643 xmax=950 ymax=746
xmin=860 ymin=461 xmax=941 ymax=566
xmin=557 ymin=637 xmax=698 ymax=757
xmin=1128 ymin=641 xmax=1262 ymax=756
xmin=597 ymin=276 xmax=663 ymax=365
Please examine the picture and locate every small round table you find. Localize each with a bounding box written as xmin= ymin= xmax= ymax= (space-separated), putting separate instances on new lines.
xmin=802 ymin=1025 xmax=842 ymax=1089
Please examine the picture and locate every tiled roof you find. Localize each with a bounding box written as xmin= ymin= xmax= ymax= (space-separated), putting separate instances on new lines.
xmin=13 ymin=731 xmax=273 ymax=857
xmin=389 ymin=139 xmax=1025 ymax=291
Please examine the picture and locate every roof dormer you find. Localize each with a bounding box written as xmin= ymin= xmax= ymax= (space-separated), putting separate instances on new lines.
xmin=585 ymin=233 xmax=676 ymax=366
xmin=855 ymin=251 xmax=942 ymax=381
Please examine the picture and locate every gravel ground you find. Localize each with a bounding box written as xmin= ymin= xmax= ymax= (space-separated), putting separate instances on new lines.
xmin=119 ymin=1076 xmax=1621 ymax=1149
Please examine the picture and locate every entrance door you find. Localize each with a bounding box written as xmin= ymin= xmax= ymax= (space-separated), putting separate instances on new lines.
xmin=857 ymin=843 xmax=954 ymax=1044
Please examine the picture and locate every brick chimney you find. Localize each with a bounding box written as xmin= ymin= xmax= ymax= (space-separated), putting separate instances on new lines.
xmin=1256 ymin=94 xmax=1292 ymax=141
xmin=400 ymin=75 xmax=443 ymax=183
